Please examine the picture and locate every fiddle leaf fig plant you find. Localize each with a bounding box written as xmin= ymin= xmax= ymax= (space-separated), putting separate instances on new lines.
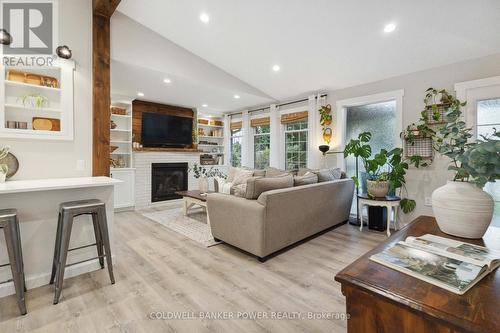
xmin=343 ymin=132 xmax=416 ymax=213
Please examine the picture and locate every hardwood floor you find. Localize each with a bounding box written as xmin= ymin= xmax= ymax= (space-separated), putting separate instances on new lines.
xmin=0 ymin=210 xmax=385 ymax=332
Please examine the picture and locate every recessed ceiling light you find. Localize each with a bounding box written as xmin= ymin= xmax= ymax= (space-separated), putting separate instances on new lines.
xmin=202 ymin=104 xmax=208 ymax=107
xmin=233 ymin=94 xmax=240 ymax=99
xmin=137 ymin=92 xmax=144 ymax=97
xmin=384 ymin=23 xmax=396 ymax=33
xmin=199 ymin=13 xmax=210 ymax=24
xmin=163 ymin=78 xmax=171 ymax=84
xmin=272 ymin=65 xmax=281 ymax=72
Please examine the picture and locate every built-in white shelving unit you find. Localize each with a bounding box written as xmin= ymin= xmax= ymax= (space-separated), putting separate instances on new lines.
xmin=110 ymin=98 xmax=135 ymax=210
xmin=197 ymin=117 xmax=225 ymax=166
xmin=0 ymin=59 xmax=75 ymax=140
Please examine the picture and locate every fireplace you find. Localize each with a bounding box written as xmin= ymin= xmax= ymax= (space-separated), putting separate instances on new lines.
xmin=151 ymin=163 xmax=188 ymax=202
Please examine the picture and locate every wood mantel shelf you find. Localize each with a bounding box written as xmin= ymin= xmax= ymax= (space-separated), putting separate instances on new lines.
xmin=133 ymin=147 xmax=201 ymax=153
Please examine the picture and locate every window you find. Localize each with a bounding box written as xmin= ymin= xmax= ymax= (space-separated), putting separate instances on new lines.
xmin=476 ymin=99 xmax=500 ymax=139
xmin=284 ymin=120 xmax=308 ymax=170
xmin=254 ymin=124 xmax=270 ymax=169
xmin=476 ymin=98 xmax=500 ymax=227
xmin=345 ymin=100 xmax=396 ymax=214
xmin=230 ymin=128 xmax=242 ymax=167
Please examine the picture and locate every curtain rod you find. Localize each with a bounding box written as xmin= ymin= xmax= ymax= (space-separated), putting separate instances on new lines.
xmin=228 ymin=93 xmax=328 ymax=117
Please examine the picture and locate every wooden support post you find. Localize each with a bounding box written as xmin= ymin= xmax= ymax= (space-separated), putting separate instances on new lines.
xmin=92 ymin=0 xmax=121 ymax=176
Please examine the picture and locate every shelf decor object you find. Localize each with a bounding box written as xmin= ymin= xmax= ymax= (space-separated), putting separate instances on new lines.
xmin=197 ymin=117 xmax=225 ymax=166
xmin=7 ymin=70 xmax=59 ymax=88
xmin=0 ymin=60 xmax=75 ymax=140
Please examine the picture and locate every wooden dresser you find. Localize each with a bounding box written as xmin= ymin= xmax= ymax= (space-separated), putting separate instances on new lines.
xmin=335 ymin=216 xmax=500 ymax=333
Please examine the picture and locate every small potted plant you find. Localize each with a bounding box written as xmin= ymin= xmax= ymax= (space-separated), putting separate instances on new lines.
xmin=189 ymin=163 xmax=226 ymax=194
xmin=0 ymin=146 xmax=10 ymax=183
xmin=344 ymin=132 xmax=416 ymax=213
xmin=319 ymin=104 xmax=332 ymax=126
xmin=19 ymin=93 xmax=49 ymax=109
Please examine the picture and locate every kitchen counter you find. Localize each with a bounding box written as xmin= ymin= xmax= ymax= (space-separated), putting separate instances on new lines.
xmin=0 ymin=176 xmax=121 ymax=298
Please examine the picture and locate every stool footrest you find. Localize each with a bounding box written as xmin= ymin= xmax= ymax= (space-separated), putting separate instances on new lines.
xmin=0 ymin=263 xmax=11 ymax=268
xmin=65 ymin=255 xmax=106 ymax=268
xmin=68 ymin=243 xmax=98 ymax=252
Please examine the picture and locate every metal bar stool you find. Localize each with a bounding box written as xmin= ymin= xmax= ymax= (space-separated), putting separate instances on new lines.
xmin=0 ymin=209 xmax=27 ymax=315
xmin=49 ymin=199 xmax=114 ymax=304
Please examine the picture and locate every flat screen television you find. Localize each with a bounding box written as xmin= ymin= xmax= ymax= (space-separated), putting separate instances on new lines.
xmin=141 ymin=112 xmax=193 ymax=147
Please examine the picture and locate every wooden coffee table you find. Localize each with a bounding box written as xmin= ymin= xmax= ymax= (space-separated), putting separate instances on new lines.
xmin=175 ymin=190 xmax=214 ymax=226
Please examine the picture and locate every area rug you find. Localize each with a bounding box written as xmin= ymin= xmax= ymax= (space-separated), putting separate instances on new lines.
xmin=140 ymin=207 xmax=222 ymax=247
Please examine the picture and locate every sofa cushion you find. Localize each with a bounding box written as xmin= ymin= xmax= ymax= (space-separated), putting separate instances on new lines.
xmin=244 ymin=176 xmax=265 ymax=199
xmin=253 ymin=169 xmax=266 ymax=177
xmin=265 ymin=167 xmax=292 ymax=177
xmin=315 ymin=167 xmax=343 ymax=182
xmin=297 ymin=167 xmax=319 ymax=176
xmin=231 ymin=168 xmax=254 ymax=186
xmin=232 ymin=183 xmax=247 ymax=197
xmin=246 ymin=174 xmax=294 ymax=199
xmin=294 ymin=172 xmax=318 ymax=186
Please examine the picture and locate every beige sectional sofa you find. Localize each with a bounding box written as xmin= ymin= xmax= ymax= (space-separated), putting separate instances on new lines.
xmin=207 ymin=178 xmax=354 ymax=261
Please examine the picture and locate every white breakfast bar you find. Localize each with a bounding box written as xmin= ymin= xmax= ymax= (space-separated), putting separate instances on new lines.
xmin=0 ymin=177 xmax=121 ymax=297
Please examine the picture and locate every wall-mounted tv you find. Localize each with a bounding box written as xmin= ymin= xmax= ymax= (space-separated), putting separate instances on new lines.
xmin=141 ymin=112 xmax=193 ymax=147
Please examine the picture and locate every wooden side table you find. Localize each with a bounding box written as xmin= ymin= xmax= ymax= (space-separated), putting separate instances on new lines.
xmin=358 ymin=194 xmax=401 ymax=236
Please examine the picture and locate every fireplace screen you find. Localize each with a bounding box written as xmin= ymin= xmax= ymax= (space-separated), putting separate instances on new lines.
xmin=151 ymin=163 xmax=188 ymax=202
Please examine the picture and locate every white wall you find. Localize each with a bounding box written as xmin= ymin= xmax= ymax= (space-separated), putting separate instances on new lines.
xmin=2 ymin=0 xmax=92 ymax=180
xmin=325 ymin=53 xmax=500 ymax=224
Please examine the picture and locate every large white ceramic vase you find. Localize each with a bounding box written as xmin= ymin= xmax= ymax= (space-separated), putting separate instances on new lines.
xmin=432 ymin=181 xmax=494 ymax=239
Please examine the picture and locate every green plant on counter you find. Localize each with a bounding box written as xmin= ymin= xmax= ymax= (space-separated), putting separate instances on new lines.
xmin=19 ymin=93 xmax=48 ymax=108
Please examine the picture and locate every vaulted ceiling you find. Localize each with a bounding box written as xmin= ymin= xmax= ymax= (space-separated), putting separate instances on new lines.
xmin=111 ymin=0 xmax=500 ymax=115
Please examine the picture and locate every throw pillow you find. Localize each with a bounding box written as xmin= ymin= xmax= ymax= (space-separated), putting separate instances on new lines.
xmin=293 ymin=172 xmax=319 ymax=186
xmin=246 ymin=174 xmax=294 ymax=199
xmin=232 ymin=183 xmax=247 ymax=197
xmin=297 ymin=167 xmax=319 ymax=176
xmin=253 ymin=169 xmax=266 ymax=177
xmin=315 ymin=167 xmax=343 ymax=182
xmin=265 ymin=167 xmax=291 ymax=177
xmin=227 ymin=167 xmax=238 ymax=182
xmin=214 ymin=177 xmax=232 ymax=194
xmin=231 ymin=168 xmax=254 ymax=186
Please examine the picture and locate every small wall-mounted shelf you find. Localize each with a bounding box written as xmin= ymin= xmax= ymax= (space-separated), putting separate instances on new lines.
xmin=0 ymin=60 xmax=75 ymax=140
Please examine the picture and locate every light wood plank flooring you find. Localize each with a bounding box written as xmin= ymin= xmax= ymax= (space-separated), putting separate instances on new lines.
xmin=0 ymin=210 xmax=385 ymax=332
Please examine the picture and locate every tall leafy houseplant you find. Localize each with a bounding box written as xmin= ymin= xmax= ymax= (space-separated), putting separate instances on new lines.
xmin=414 ymin=87 xmax=499 ymax=238
xmin=343 ymin=132 xmax=416 ymax=213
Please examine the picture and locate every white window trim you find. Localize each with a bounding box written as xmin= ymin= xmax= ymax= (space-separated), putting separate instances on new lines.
xmin=230 ymin=128 xmax=243 ymax=167
xmin=283 ymin=119 xmax=308 ymax=170
xmin=455 ymin=76 xmax=500 ymax=138
xmin=253 ymin=124 xmax=271 ymax=169
xmin=334 ymin=89 xmax=404 ymax=170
